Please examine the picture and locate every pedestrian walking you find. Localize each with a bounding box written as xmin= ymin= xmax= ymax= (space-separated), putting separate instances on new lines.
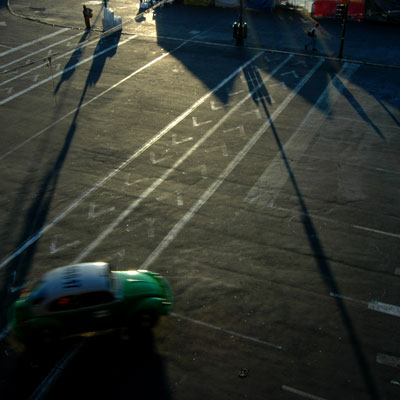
xmin=305 ymin=22 xmax=319 ymax=52
xmin=83 ymin=5 xmax=93 ymax=30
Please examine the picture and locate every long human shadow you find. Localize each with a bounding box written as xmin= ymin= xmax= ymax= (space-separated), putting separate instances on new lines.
xmin=54 ymin=30 xmax=90 ymax=94
xmin=375 ymin=95 xmax=400 ymax=128
xmin=331 ymin=77 xmax=386 ymax=140
xmin=247 ymin=65 xmax=381 ymax=399
xmin=0 ymin=30 xmax=122 ymax=331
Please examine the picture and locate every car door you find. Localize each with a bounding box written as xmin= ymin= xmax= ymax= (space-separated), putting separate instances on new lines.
xmin=75 ymin=291 xmax=118 ymax=332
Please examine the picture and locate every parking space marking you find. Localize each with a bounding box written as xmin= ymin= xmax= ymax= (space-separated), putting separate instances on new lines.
xmin=173 ymin=313 xmax=283 ymax=350
xmin=140 ymin=59 xmax=324 ymax=270
xmin=0 ymin=28 xmax=70 ymax=57
xmin=281 ymin=385 xmax=327 ymax=400
xmin=244 ymin=62 xmax=360 ymax=208
xmin=73 ymin=54 xmax=291 ymax=264
xmin=330 ymin=293 xmax=400 ymax=318
xmin=0 ymin=51 xmax=262 ymax=271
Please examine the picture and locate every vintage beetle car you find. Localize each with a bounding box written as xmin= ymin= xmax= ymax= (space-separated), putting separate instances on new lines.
xmin=8 ymin=262 xmax=173 ymax=343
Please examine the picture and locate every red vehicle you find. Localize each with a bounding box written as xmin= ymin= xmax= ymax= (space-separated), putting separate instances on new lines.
xmin=312 ymin=0 xmax=365 ymax=19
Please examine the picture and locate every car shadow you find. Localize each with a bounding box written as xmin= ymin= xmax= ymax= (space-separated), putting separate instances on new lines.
xmin=46 ymin=330 xmax=172 ymax=400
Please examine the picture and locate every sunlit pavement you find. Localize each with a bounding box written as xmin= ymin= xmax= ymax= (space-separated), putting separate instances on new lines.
xmin=8 ymin=0 xmax=400 ymax=67
xmin=1 ymin=2 xmax=399 ymax=400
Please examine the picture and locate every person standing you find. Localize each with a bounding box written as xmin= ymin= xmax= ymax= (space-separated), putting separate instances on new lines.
xmin=305 ymin=22 xmax=319 ymax=51
xmin=83 ymin=5 xmax=93 ymax=30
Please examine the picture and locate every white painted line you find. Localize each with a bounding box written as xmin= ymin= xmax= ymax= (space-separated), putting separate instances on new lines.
xmin=173 ymin=313 xmax=282 ymax=350
xmin=281 ymin=385 xmax=328 ymax=400
xmin=352 ymin=225 xmax=400 ymax=239
xmin=270 ymin=204 xmax=400 ymax=240
xmin=330 ymin=293 xmax=400 ymax=318
xmin=376 ymin=353 xmax=400 ymax=369
xmin=244 ymin=62 xmax=360 ymax=208
xmin=140 ymin=59 xmax=324 ymax=270
xmin=330 ymin=292 xmax=368 ymax=306
xmin=0 ymin=30 xmax=206 ymax=158
xmin=368 ymin=301 xmax=400 ymax=317
xmin=73 ymin=52 xmax=282 ymax=263
xmin=0 ymin=34 xmax=106 ymax=87
xmin=0 ymin=31 xmax=83 ymax=71
xmin=0 ymin=28 xmax=70 ymax=57
xmin=0 ymin=34 xmax=137 ymax=105
xmin=0 ymin=51 xmax=263 ymax=271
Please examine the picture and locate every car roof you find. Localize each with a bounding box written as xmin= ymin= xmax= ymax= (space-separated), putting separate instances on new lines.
xmin=41 ymin=262 xmax=111 ymax=301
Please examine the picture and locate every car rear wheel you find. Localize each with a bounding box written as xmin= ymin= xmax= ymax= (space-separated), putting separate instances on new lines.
xmin=134 ymin=310 xmax=159 ymax=330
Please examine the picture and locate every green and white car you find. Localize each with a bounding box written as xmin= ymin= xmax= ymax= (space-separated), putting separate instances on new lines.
xmin=9 ymin=262 xmax=173 ymax=343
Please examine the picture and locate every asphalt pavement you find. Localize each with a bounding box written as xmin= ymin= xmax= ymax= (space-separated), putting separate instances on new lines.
xmin=1 ymin=2 xmax=400 ymax=400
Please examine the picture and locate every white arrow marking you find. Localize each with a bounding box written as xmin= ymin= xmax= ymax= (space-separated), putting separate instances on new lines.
xmin=172 ymin=133 xmax=193 ymax=145
xmin=241 ymin=109 xmax=261 ymax=119
xmin=150 ymin=151 xmax=169 ymax=164
xmin=205 ymin=141 xmax=228 ymax=156
xmin=124 ymin=174 xmax=146 ymax=186
xmin=50 ymin=237 xmax=81 ymax=254
xmin=281 ymin=70 xmax=299 ymax=79
xmin=106 ymin=249 xmax=125 ymax=262
xmin=146 ymin=218 xmax=155 ymax=238
xmin=240 ymin=74 xmax=257 ymax=84
xmin=199 ymin=165 xmax=207 ymax=179
xmin=176 ymin=190 xmax=184 ymax=206
xmin=88 ymin=203 xmax=116 ymax=219
xmin=192 ymin=116 xmax=212 ymax=127
xmin=0 ymin=22 xmax=7 ymax=27
xmin=227 ymin=89 xmax=245 ymax=97
xmin=191 ymin=164 xmax=208 ymax=179
xmin=223 ymin=125 xmax=245 ymax=137
xmin=210 ymin=101 xmax=226 ymax=111
xmin=0 ymin=87 xmax=13 ymax=94
xmin=259 ymin=93 xmax=275 ymax=103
